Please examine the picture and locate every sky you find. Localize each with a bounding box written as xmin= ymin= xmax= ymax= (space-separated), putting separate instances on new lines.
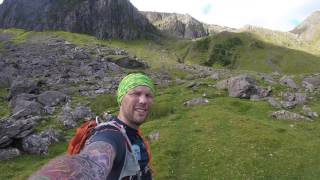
xmin=130 ymin=0 xmax=320 ymax=31
xmin=0 ymin=0 xmax=319 ymax=31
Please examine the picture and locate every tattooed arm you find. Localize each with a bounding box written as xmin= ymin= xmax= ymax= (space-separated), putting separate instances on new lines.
xmin=29 ymin=141 xmax=116 ymax=180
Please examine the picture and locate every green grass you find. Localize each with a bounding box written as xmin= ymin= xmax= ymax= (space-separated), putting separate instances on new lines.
xmin=0 ymin=88 xmax=10 ymax=118
xmin=0 ymin=141 xmax=69 ymax=180
xmin=142 ymin=86 xmax=320 ymax=180
xmin=1 ymin=29 xmax=320 ymax=179
xmin=1 ymin=79 xmax=320 ymax=179
xmin=174 ymin=32 xmax=320 ymax=74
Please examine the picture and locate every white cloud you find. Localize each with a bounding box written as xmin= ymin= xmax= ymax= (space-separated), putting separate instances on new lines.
xmin=130 ymin=0 xmax=320 ymax=31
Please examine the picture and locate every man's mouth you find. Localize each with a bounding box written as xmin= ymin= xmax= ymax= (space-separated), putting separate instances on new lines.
xmin=135 ymin=108 xmax=147 ymax=112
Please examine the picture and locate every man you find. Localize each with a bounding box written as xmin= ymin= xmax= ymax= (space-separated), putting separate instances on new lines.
xmin=30 ymin=73 xmax=155 ymax=180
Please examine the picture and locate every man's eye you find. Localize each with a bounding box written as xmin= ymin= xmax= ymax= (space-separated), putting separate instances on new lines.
xmin=131 ymin=92 xmax=140 ymax=96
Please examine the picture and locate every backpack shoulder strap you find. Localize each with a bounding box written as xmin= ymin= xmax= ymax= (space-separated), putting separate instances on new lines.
xmin=96 ymin=120 xmax=134 ymax=152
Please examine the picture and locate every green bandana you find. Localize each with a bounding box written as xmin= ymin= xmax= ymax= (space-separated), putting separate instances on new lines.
xmin=117 ymin=73 xmax=155 ymax=105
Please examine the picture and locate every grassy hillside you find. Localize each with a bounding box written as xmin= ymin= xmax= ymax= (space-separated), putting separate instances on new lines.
xmin=1 ymin=28 xmax=320 ymax=179
xmin=1 ymin=78 xmax=320 ymax=179
xmin=170 ymin=32 xmax=320 ymax=74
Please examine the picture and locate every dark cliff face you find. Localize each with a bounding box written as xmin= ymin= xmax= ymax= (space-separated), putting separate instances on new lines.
xmin=0 ymin=0 xmax=157 ymax=39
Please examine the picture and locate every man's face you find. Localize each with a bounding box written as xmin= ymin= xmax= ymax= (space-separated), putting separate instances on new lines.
xmin=119 ymin=86 xmax=154 ymax=129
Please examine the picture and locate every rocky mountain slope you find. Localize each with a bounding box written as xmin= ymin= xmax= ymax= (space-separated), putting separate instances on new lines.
xmin=141 ymin=11 xmax=208 ymax=39
xmin=0 ymin=0 xmax=157 ymax=39
xmin=291 ymin=11 xmax=320 ymax=47
xmin=141 ymin=11 xmax=236 ymax=39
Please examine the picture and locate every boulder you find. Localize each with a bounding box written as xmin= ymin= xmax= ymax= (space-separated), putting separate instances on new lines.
xmin=11 ymin=100 xmax=44 ymax=119
xmin=280 ymin=101 xmax=298 ymax=109
xmin=37 ymin=91 xmax=67 ymax=107
xmin=302 ymin=75 xmax=320 ymax=92
xmin=72 ymin=106 xmax=94 ymax=122
xmin=0 ymin=148 xmax=21 ymax=161
xmin=58 ymin=103 xmax=76 ymax=129
xmin=21 ymin=134 xmax=49 ymax=155
xmin=271 ymin=110 xmax=311 ymax=121
xmin=9 ymin=93 xmax=37 ymax=109
xmin=112 ymin=57 xmax=148 ymax=69
xmin=0 ymin=117 xmax=37 ymax=148
xmin=39 ymin=129 xmax=64 ymax=145
xmin=302 ymin=105 xmax=319 ymax=118
xmin=228 ymin=75 xmax=257 ymax=98
xmin=210 ymin=73 xmax=221 ymax=80
xmin=282 ymin=92 xmax=295 ymax=102
xmin=9 ymin=79 xmax=38 ymax=98
xmin=295 ymin=93 xmax=307 ymax=104
xmin=279 ymin=76 xmax=299 ymax=90
xmin=255 ymin=86 xmax=272 ymax=98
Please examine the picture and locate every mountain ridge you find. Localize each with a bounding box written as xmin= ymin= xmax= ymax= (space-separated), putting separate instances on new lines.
xmin=0 ymin=0 xmax=157 ymax=39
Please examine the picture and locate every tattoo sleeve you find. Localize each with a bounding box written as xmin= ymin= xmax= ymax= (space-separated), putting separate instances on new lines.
xmin=29 ymin=141 xmax=116 ymax=180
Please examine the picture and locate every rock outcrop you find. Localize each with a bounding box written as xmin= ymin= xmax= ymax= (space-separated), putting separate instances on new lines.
xmin=291 ymin=11 xmax=320 ymax=46
xmin=0 ymin=0 xmax=157 ymax=39
xmin=141 ymin=11 xmax=208 ymax=39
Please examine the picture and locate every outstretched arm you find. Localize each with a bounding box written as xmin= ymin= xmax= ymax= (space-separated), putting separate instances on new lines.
xmin=29 ymin=141 xmax=116 ymax=180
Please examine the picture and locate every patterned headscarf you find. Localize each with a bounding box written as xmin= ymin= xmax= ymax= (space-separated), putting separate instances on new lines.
xmin=117 ymin=73 xmax=155 ymax=105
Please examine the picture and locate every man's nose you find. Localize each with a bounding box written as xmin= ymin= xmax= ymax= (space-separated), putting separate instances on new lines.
xmin=138 ymin=95 xmax=148 ymax=104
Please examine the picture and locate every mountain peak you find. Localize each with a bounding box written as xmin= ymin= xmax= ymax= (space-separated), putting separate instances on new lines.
xmin=0 ymin=0 xmax=157 ymax=39
xmin=291 ymin=10 xmax=320 ymax=46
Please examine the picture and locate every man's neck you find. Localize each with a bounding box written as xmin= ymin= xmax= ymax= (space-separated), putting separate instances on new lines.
xmin=117 ymin=115 xmax=139 ymax=130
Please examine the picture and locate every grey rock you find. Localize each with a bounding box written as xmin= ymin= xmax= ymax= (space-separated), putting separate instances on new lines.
xmin=282 ymin=92 xmax=295 ymax=102
xmin=255 ymin=86 xmax=272 ymax=98
xmin=9 ymin=93 xmax=37 ymax=109
xmin=37 ymin=91 xmax=67 ymax=107
xmin=280 ymin=101 xmax=298 ymax=109
xmin=0 ymin=136 xmax=12 ymax=148
xmin=268 ymin=98 xmax=282 ymax=109
xmin=9 ymin=79 xmax=38 ymax=98
xmin=44 ymin=106 xmax=55 ymax=115
xmin=40 ymin=129 xmax=64 ymax=145
xmin=0 ymin=148 xmax=21 ymax=161
xmin=228 ymin=75 xmax=257 ymax=98
xmin=22 ymin=134 xmax=49 ymax=155
xmin=142 ymin=12 xmax=208 ymax=39
xmin=111 ymin=57 xmax=148 ymax=69
xmin=58 ymin=103 xmax=75 ymax=129
xmin=271 ymin=110 xmax=311 ymax=121
xmin=210 ymin=73 xmax=221 ymax=80
xmin=184 ymin=98 xmax=209 ymax=107
xmin=0 ymin=117 xmax=37 ymax=148
xmin=302 ymin=105 xmax=319 ymax=118
xmin=279 ymin=76 xmax=299 ymax=90
xmin=302 ymin=75 xmax=320 ymax=92
xmin=295 ymin=93 xmax=307 ymax=104
xmin=11 ymin=100 xmax=44 ymax=119
xmin=72 ymin=106 xmax=94 ymax=122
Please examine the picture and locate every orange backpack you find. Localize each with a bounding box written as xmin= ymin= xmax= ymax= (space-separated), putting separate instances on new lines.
xmin=67 ymin=119 xmax=97 ymax=155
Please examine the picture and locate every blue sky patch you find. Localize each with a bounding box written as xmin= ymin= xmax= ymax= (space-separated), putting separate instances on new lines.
xmin=290 ymin=19 xmax=301 ymax=26
xmin=202 ymin=4 xmax=212 ymax=15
